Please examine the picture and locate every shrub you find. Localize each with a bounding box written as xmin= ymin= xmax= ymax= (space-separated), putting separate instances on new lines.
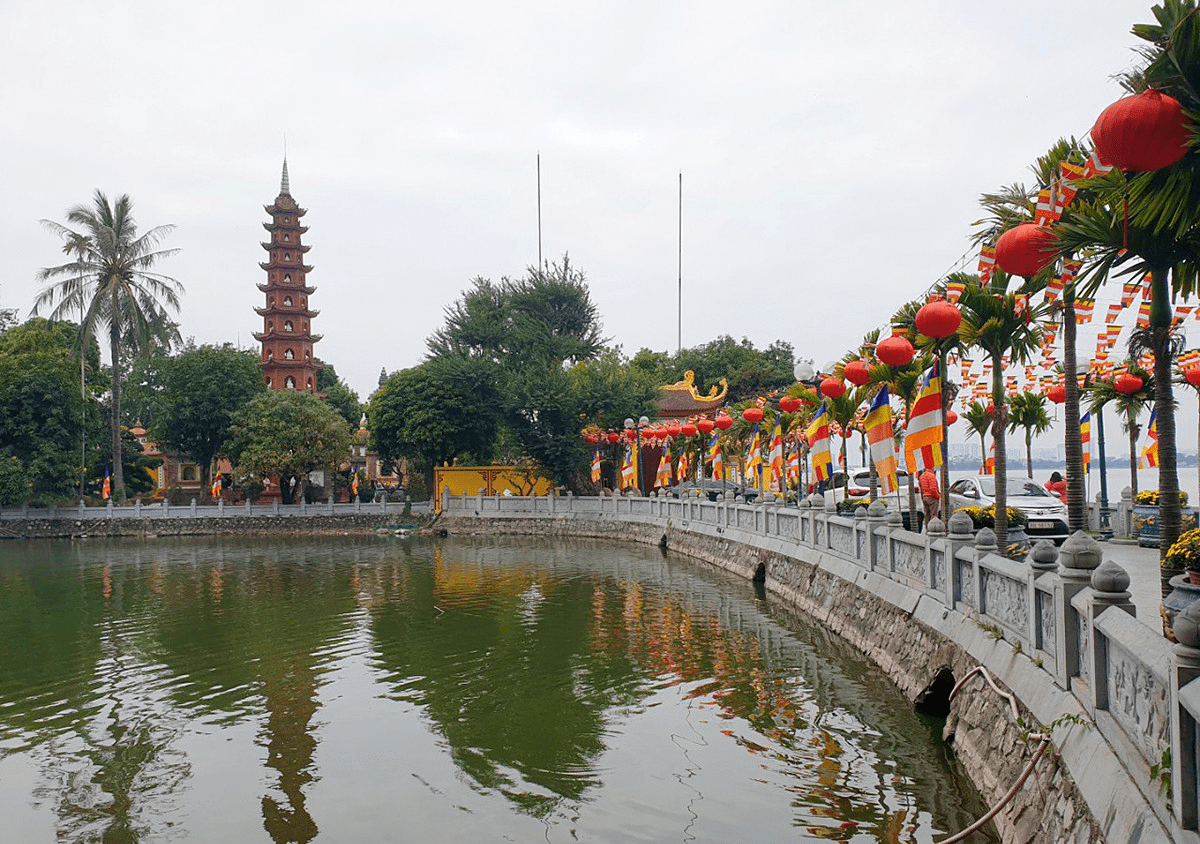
xmin=953 ymin=505 xmax=1028 ymax=529
xmin=1165 ymin=528 xmax=1200 ymax=572
xmin=1135 ymin=489 xmax=1189 ymax=507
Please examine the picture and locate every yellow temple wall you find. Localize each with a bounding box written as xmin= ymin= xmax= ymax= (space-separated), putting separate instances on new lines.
xmin=433 ymin=466 xmax=554 ymax=513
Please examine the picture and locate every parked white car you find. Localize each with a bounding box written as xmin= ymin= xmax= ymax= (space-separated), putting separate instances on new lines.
xmin=946 ymin=475 xmax=1069 ymax=544
xmin=827 ymin=467 xmax=917 ymax=528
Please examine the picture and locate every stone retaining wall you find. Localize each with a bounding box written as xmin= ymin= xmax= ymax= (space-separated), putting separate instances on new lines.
xmin=0 ymin=513 xmax=414 ymax=540
xmin=440 ymin=511 xmax=1139 ymax=844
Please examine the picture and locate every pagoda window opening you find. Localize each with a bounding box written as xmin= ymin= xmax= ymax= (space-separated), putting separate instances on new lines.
xmin=283 ymin=233 xmax=290 ymax=242
xmin=284 ymin=253 xmax=291 ymax=261
xmin=285 ymin=348 xmax=295 ymax=360
xmin=284 ymin=274 xmax=292 ymax=284
xmin=284 ymin=321 xmax=294 ymax=333
xmin=181 ymin=465 xmax=197 ymax=482
xmin=283 ymin=296 xmax=293 ymax=306
xmin=267 ymin=321 xmax=274 ymax=332
xmin=285 ymin=376 xmax=296 ymax=389
xmin=307 ymin=378 xmax=313 ymax=391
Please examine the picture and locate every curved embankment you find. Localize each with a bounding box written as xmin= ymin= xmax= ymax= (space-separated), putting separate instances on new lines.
xmin=440 ymin=500 xmax=1173 ymax=844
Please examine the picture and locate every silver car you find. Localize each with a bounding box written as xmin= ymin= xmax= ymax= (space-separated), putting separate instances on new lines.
xmin=947 ymin=475 xmax=1069 ymax=544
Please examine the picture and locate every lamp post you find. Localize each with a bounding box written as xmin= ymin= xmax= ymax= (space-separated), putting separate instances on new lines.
xmin=625 ymin=415 xmax=650 ymax=494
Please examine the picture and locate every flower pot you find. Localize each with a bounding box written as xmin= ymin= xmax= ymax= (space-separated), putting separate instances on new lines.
xmin=1165 ymin=573 xmax=1200 ymax=638
xmin=1134 ymin=505 xmax=1198 ymax=548
xmin=1189 ymin=570 xmax=1200 ymax=586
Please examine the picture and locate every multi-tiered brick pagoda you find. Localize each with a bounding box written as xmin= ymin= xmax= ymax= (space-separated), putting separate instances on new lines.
xmin=254 ymin=160 xmax=322 ymax=392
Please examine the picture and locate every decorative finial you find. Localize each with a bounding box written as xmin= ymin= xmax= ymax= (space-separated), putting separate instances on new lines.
xmin=280 ymin=158 xmax=290 ymax=196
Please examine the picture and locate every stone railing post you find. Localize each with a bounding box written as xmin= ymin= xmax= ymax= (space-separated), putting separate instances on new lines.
xmin=190 ymin=497 xmax=197 ymax=516
xmin=1171 ymin=601 xmax=1200 ymax=829
xmin=217 ymin=498 xmax=224 ymax=517
xmin=1116 ymin=486 xmax=1133 ymax=538
xmin=1054 ymin=531 xmax=1103 ymax=691
xmin=866 ymin=500 xmax=887 ymax=571
xmin=972 ymin=528 xmax=998 ymax=611
xmin=1085 ymin=559 xmax=1135 ymax=712
xmin=1028 ymin=539 xmax=1059 ymax=652
xmin=924 ymin=517 xmax=945 ymax=591
xmin=549 ymin=489 xmax=556 ymax=514
xmin=78 ymin=499 xmax=85 ymax=517
xmin=943 ymin=513 xmax=975 ymax=612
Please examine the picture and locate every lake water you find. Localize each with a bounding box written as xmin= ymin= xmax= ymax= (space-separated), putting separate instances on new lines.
xmin=0 ymin=535 xmax=996 ymax=843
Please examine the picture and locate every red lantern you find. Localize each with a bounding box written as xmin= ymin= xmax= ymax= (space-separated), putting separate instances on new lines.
xmin=584 ymin=432 xmax=599 ymax=443
xmin=916 ymin=299 xmax=961 ymax=339
xmin=697 ymin=417 xmax=715 ymax=434
xmin=1187 ymin=366 xmax=1200 ymax=388
xmin=820 ymin=376 xmax=846 ymax=398
xmin=1092 ymin=90 xmax=1190 ymax=173
xmin=946 ymin=410 xmax=958 ymax=426
xmin=995 ymin=222 xmax=1058 ymax=277
xmin=779 ymin=395 xmax=801 ymax=413
xmin=742 ymin=406 xmax=764 ymax=425
xmin=715 ymin=412 xmax=733 ymax=431
xmin=1046 ymin=384 xmax=1067 ymax=404
xmin=666 ymin=422 xmax=681 ymax=437
xmin=680 ymin=422 xmax=697 ymax=437
xmin=875 ymin=333 xmax=915 ymax=368
xmin=625 ymin=428 xmax=637 ymax=443
xmin=606 ymin=431 xmax=620 ymax=444
xmin=1113 ymin=372 xmax=1144 ymax=395
xmin=843 ymin=360 xmax=871 ymax=386
xmin=986 ymin=402 xmax=995 ymax=415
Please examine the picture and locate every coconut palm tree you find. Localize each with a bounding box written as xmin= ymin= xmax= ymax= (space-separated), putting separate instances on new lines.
xmin=34 ymin=191 xmax=182 ymax=501
xmin=955 ymin=274 xmax=1046 ymax=548
xmin=1007 ymin=392 xmax=1053 ymax=478
xmin=1085 ymin=365 xmax=1154 ymax=498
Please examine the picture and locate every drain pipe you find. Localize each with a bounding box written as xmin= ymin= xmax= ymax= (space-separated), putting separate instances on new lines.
xmin=937 ymin=666 xmax=1051 ymax=844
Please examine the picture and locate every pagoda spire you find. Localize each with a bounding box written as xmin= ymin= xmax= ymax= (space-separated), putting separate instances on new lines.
xmin=280 ymin=158 xmax=290 ymax=196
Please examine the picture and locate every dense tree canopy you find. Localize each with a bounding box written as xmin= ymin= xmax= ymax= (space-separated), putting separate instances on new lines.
xmin=228 ymin=390 xmax=352 ymax=505
xmin=629 ymin=336 xmax=795 ymax=403
xmin=152 ymin=345 xmax=267 ymax=496
xmin=316 ymin=360 xmax=363 ymax=430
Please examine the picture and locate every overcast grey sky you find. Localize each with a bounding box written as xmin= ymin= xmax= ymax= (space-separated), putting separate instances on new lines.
xmin=4 ymin=0 xmax=1197 ymax=448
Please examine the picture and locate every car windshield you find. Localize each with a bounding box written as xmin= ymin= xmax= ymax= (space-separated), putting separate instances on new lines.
xmin=978 ymin=478 xmax=1054 ymax=498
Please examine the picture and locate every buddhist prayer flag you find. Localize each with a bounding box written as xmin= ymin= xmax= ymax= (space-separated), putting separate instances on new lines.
xmin=656 ymin=441 xmax=673 ymax=489
xmin=591 ymin=446 xmax=602 ymax=484
xmin=1083 ymin=148 xmax=1115 ymax=179
xmin=786 ymin=443 xmax=800 ymax=487
xmin=1138 ymin=302 xmax=1152 ymax=328
xmin=212 ymin=472 xmax=223 ymax=498
xmin=1141 ymin=410 xmax=1159 ymax=468
xmin=351 ymin=473 xmax=359 ymax=497
xmin=707 ymin=433 xmax=724 ymax=481
xmin=904 ymin=367 xmax=943 ymax=473
xmin=745 ymin=426 xmax=763 ymax=483
xmin=101 ymin=469 xmax=111 ymax=501
xmin=977 ymin=246 xmax=996 ymax=282
xmin=865 ymin=388 xmax=899 ymax=495
xmin=677 ymin=447 xmax=690 ymax=483
xmin=1075 ymin=299 xmax=1095 ymax=323
xmin=1105 ymin=303 xmax=1123 ymax=324
xmin=805 ymin=402 xmax=833 ymax=484
xmin=768 ymin=419 xmax=784 ymax=488
xmin=1176 ymin=306 xmax=1194 ymax=325
xmin=1080 ymin=412 xmax=1092 ymax=475
xmin=621 ymin=444 xmax=636 ymax=489
xmin=1121 ymin=279 xmax=1141 ymax=308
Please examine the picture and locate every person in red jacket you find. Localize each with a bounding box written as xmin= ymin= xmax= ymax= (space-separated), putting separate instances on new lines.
xmin=1045 ymin=471 xmax=1067 ymax=504
xmin=919 ymin=467 xmax=940 ymax=527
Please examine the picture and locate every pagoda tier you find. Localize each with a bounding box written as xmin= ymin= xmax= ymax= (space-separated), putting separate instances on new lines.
xmin=259 ymin=261 xmax=315 ymax=273
xmin=261 ymin=241 xmax=312 ymax=253
xmin=262 ymin=221 xmax=309 ymax=234
xmin=256 ymin=159 xmax=322 ymax=394
xmin=255 ymin=306 xmax=321 ymax=318
xmin=257 ymin=282 xmax=317 ymax=295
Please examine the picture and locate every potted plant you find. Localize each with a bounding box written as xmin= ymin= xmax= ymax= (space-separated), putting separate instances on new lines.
xmin=1163 ymin=527 xmax=1200 ymax=637
xmin=952 ymin=505 xmax=1031 ymax=559
xmin=1165 ymin=528 xmax=1200 ymax=585
xmin=1133 ymin=489 xmax=1195 ymax=547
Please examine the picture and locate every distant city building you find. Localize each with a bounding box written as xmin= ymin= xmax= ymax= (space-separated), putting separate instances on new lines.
xmin=254 ymin=159 xmax=322 ymax=392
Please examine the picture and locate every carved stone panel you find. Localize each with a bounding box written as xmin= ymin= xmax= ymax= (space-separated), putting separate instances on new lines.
xmin=1036 ymin=588 xmax=1056 ymax=654
xmin=1107 ymin=638 xmax=1170 ymax=769
xmin=956 ymin=559 xmax=976 ymax=609
xmin=981 ymin=569 xmax=1028 ymax=633
xmin=830 ymin=523 xmax=855 ymax=555
xmin=931 ymin=549 xmax=945 ymax=591
xmin=892 ymin=539 xmax=925 ymax=581
xmin=1078 ymin=620 xmax=1090 ymax=684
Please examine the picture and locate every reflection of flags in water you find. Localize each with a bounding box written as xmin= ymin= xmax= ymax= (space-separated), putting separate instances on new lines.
xmin=677 ymin=446 xmax=690 ymax=483
xmin=1141 ymin=409 xmax=1159 ymax=468
xmin=621 ymin=444 xmax=636 ymax=489
xmin=656 ymin=441 xmax=673 ymax=489
xmin=102 ymin=468 xmax=111 ymax=500
xmin=805 ymin=402 xmax=833 ymax=483
xmin=1081 ymin=412 xmax=1092 ymax=475
xmin=865 ymin=387 xmax=899 ymax=495
xmin=707 ymin=433 xmax=723 ymax=481
xmin=904 ymin=367 xmax=943 ymax=473
xmin=591 ymin=446 xmax=602 ymax=484
xmin=768 ymin=419 xmax=784 ymax=487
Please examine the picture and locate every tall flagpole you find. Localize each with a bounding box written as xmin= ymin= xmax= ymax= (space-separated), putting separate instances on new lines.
xmin=537 ymin=153 xmax=543 ymax=272
xmin=677 ymin=172 xmax=682 ymax=354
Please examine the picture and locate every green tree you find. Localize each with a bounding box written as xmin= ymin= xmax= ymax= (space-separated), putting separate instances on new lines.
xmin=153 ymin=345 xmax=267 ymax=498
xmin=963 ymin=401 xmax=993 ymax=472
xmin=1007 ymin=392 xmax=1053 ymax=478
xmin=631 ymin=336 xmax=795 ymax=404
xmin=316 ymin=360 xmax=362 ymax=430
xmin=0 ymin=319 xmax=98 ymax=504
xmin=370 ymin=356 xmax=501 ymax=491
xmin=228 ymin=390 xmax=352 ymax=504
xmin=34 ymin=191 xmax=182 ymax=501
xmin=955 ymin=274 xmax=1046 ymax=548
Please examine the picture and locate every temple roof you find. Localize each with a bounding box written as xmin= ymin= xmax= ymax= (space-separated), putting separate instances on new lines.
xmin=259 ymin=261 xmax=314 ymax=273
xmin=261 ymin=241 xmax=312 ymax=253
xmin=255 ymin=306 xmax=320 ymax=318
xmin=655 ymin=371 xmax=729 ymax=418
xmin=262 ymin=221 xmax=309 ymax=234
xmin=257 ymin=282 xmax=317 ymax=294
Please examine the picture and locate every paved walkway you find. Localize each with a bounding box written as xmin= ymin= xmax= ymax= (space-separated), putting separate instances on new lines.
xmin=1099 ymin=539 xmax=1165 ymax=629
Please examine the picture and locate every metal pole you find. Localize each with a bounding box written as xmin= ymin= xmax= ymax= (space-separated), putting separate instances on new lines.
xmin=1097 ymin=403 xmax=1112 ymax=539
xmin=678 ymin=172 xmax=682 ymax=355
xmin=537 ymin=153 xmax=542 ymax=271
xmin=939 ymin=346 xmax=950 ymax=524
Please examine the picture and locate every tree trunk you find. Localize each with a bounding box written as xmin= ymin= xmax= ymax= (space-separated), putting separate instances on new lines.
xmin=1063 ymin=293 xmax=1086 ymax=532
xmin=109 ymin=325 xmax=125 ymax=501
xmin=1151 ymin=267 xmax=1181 ymax=604
xmin=992 ymin=354 xmax=1009 ymax=550
xmin=1026 ymin=433 xmax=1033 ymax=479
